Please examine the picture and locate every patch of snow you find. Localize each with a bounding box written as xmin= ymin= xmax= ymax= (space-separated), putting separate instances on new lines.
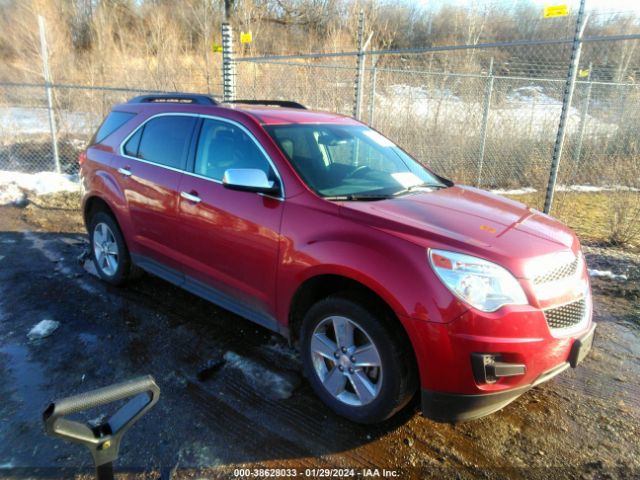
xmin=0 ymin=461 xmax=14 ymax=468
xmin=0 ymin=183 xmax=26 ymax=206
xmin=27 ymin=319 xmax=60 ymax=340
xmin=507 ymin=86 xmax=566 ymax=107
xmin=375 ymin=83 xmax=617 ymax=141
xmin=0 ymin=107 xmax=96 ymax=136
xmin=588 ymin=269 xmax=628 ymax=281
xmin=24 ymin=231 xmax=59 ymax=263
xmin=83 ymin=258 xmax=99 ymax=277
xmin=0 ymin=255 xmax=4 ymax=262
xmin=87 ymin=413 xmax=108 ymax=428
xmin=489 ymin=185 xmax=639 ymax=196
xmin=492 ymin=187 xmax=538 ymax=195
xmin=0 ymin=171 xmax=80 ymax=206
xmin=556 ymin=184 xmax=640 ymax=193
xmin=261 ymin=340 xmax=301 ymax=367
xmin=223 ymin=351 xmax=299 ymax=400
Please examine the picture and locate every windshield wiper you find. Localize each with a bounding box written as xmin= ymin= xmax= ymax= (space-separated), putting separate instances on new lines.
xmin=394 ymin=183 xmax=447 ymax=196
xmin=323 ymin=194 xmax=394 ymax=201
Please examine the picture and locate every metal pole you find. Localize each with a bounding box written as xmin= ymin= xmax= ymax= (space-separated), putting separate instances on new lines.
xmin=477 ymin=57 xmax=494 ymax=187
xmin=353 ymin=10 xmax=370 ymax=120
xmin=368 ymin=66 xmax=378 ymax=126
xmin=574 ymin=62 xmax=593 ymax=164
xmin=38 ymin=15 xmax=61 ymax=174
xmin=222 ymin=22 xmax=235 ymax=102
xmin=543 ymin=0 xmax=589 ymax=214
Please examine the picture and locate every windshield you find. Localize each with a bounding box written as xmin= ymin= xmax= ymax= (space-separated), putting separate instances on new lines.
xmin=264 ymin=124 xmax=446 ymax=198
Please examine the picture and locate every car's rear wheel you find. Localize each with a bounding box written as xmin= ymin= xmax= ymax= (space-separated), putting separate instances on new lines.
xmin=89 ymin=211 xmax=137 ymax=285
xmin=301 ymin=294 xmax=417 ymax=424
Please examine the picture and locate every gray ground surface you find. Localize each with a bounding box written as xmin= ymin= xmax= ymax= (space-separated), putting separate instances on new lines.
xmin=0 ymin=202 xmax=639 ymax=479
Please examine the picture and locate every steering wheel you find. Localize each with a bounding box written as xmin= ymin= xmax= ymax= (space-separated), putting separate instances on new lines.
xmin=345 ymin=165 xmax=371 ymax=179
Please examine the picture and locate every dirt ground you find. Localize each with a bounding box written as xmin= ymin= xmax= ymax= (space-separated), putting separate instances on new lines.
xmin=0 ymin=195 xmax=639 ymax=479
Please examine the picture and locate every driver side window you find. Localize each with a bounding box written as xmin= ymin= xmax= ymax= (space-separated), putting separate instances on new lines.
xmin=195 ymin=118 xmax=273 ymax=181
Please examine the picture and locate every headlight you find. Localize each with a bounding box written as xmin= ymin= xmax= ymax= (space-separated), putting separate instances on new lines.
xmin=428 ymin=249 xmax=528 ymax=312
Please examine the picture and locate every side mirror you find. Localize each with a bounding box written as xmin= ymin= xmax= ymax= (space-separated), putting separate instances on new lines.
xmin=222 ymin=168 xmax=279 ymax=195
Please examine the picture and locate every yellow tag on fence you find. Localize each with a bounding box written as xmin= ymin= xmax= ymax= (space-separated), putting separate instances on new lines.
xmin=212 ymin=43 xmax=223 ymax=53
xmin=543 ymin=4 xmax=569 ymax=18
xmin=240 ymin=31 xmax=253 ymax=44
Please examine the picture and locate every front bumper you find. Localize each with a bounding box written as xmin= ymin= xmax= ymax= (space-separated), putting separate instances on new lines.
xmin=420 ymin=323 xmax=596 ymax=422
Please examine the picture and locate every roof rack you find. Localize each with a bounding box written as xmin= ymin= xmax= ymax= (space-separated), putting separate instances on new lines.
xmin=225 ymin=99 xmax=306 ymax=110
xmin=128 ymin=93 xmax=218 ymax=105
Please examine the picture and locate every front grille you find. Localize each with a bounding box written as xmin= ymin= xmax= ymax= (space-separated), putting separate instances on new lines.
xmin=544 ymin=298 xmax=586 ymax=329
xmin=533 ymin=256 xmax=579 ymax=285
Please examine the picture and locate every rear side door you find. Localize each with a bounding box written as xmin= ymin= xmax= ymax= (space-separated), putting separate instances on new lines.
xmin=176 ymin=117 xmax=285 ymax=329
xmin=114 ymin=114 xmax=198 ymax=276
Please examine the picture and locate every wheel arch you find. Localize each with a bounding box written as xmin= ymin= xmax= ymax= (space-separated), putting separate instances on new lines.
xmin=83 ymin=195 xmax=116 ymax=230
xmin=288 ymin=273 xmax=419 ymax=374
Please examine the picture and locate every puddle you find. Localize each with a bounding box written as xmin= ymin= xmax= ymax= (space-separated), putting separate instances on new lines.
xmin=79 ymin=332 xmax=98 ymax=350
xmin=0 ymin=344 xmax=47 ymax=422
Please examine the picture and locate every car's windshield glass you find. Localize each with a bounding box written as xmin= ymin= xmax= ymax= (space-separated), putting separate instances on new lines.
xmin=264 ymin=124 xmax=445 ymax=199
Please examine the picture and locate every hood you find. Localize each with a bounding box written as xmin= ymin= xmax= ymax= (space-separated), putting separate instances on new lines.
xmin=338 ymin=185 xmax=580 ymax=278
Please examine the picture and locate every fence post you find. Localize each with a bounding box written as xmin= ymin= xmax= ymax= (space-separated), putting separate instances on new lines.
xmin=38 ymin=15 xmax=61 ymax=174
xmin=368 ymin=66 xmax=378 ymax=126
xmin=543 ymin=0 xmax=588 ymax=214
xmin=352 ymin=11 xmax=372 ymax=120
xmin=574 ymin=62 xmax=593 ymax=164
xmin=222 ymin=22 xmax=236 ymax=102
xmin=476 ymin=57 xmax=494 ymax=187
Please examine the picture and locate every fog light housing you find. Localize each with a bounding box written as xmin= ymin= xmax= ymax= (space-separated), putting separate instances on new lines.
xmin=471 ymin=353 xmax=526 ymax=384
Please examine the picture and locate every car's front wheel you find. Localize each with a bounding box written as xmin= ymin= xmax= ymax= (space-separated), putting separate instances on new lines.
xmin=300 ymin=294 xmax=417 ymax=424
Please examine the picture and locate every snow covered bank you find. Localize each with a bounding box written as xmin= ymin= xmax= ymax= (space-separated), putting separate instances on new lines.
xmin=0 ymin=107 xmax=94 ymax=136
xmin=0 ymin=171 xmax=80 ymax=206
xmin=588 ymin=269 xmax=628 ymax=281
xmin=491 ymin=185 xmax=639 ymax=196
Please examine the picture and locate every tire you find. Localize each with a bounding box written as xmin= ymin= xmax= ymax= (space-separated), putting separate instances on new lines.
xmin=300 ymin=294 xmax=417 ymax=424
xmin=88 ymin=211 xmax=138 ymax=285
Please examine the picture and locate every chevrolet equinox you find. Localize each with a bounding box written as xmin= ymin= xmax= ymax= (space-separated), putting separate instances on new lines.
xmin=79 ymin=94 xmax=596 ymax=424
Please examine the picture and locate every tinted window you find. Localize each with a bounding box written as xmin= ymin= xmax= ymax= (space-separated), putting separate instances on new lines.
xmin=91 ymin=111 xmax=135 ymax=144
xmin=137 ymin=116 xmax=196 ymax=170
xmin=194 ymin=119 xmax=273 ymax=181
xmin=124 ymin=128 xmax=142 ymax=156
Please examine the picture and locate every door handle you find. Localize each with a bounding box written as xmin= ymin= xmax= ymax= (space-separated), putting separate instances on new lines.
xmin=180 ymin=191 xmax=201 ymax=203
xmin=118 ymin=167 xmax=132 ymax=177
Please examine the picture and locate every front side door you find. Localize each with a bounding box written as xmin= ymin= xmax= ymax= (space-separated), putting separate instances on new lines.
xmin=115 ymin=114 xmax=197 ymax=275
xmin=176 ymin=117 xmax=284 ymax=327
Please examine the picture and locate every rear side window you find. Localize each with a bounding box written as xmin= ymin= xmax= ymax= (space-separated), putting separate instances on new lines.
xmin=91 ymin=111 xmax=135 ymax=144
xmin=128 ymin=115 xmax=196 ymax=170
xmin=124 ymin=128 xmax=142 ymax=156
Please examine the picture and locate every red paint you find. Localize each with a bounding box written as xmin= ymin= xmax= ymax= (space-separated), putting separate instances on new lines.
xmin=81 ymin=101 xmax=593 ymax=399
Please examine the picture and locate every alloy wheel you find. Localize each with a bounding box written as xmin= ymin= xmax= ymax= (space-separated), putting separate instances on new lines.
xmin=93 ymin=222 xmax=119 ymax=277
xmin=310 ymin=315 xmax=383 ymax=406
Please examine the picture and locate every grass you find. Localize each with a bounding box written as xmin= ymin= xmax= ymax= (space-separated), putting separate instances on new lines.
xmin=504 ymin=190 xmax=640 ymax=249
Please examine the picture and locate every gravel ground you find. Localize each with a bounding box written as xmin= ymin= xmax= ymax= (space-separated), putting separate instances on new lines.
xmin=0 ymin=196 xmax=639 ymax=479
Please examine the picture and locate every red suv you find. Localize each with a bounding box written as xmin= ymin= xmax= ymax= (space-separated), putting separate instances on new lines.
xmin=80 ymin=94 xmax=595 ymax=424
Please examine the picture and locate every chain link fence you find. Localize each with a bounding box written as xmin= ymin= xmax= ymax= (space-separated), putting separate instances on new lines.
xmin=0 ymin=83 xmax=217 ymax=174
xmin=233 ymin=35 xmax=640 ymax=245
xmin=1 ymin=30 xmax=639 ymax=244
